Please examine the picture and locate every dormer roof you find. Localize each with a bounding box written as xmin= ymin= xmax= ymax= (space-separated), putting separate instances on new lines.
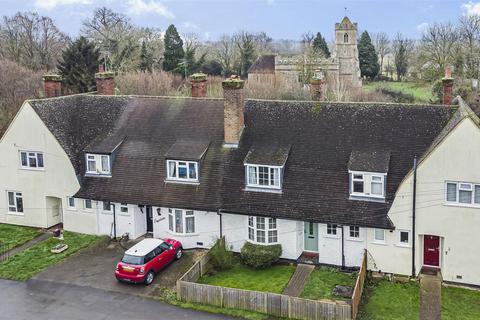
xmin=165 ymin=139 xmax=210 ymax=161
xmin=244 ymin=143 xmax=291 ymax=166
xmin=348 ymin=150 xmax=391 ymax=173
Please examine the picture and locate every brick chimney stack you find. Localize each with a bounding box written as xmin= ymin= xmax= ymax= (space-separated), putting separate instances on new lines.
xmin=43 ymin=74 xmax=62 ymax=98
xmin=95 ymin=66 xmax=115 ymax=95
xmin=222 ymin=75 xmax=245 ymax=148
xmin=442 ymin=66 xmax=454 ymax=105
xmin=310 ymin=70 xmax=326 ymax=101
xmin=190 ymin=73 xmax=208 ymax=98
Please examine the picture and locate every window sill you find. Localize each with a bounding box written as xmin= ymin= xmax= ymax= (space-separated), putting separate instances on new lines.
xmin=7 ymin=211 xmax=24 ymax=216
xmin=164 ymin=179 xmax=200 ymax=186
xmin=101 ymin=211 xmax=112 ymax=215
xmin=85 ymin=173 xmax=112 ymax=178
xmin=395 ymin=243 xmax=411 ymax=248
xmin=244 ymin=187 xmax=282 ymax=194
xmin=19 ymin=167 xmax=45 ymax=172
xmin=66 ymin=208 xmax=77 ymax=211
xmin=118 ymin=212 xmax=130 ymax=216
xmin=372 ymin=241 xmax=387 ymax=246
xmin=166 ymin=230 xmax=199 ymax=237
xmin=346 ymin=237 xmax=363 ymax=242
xmin=246 ymin=239 xmax=279 ymax=246
xmin=443 ymin=202 xmax=480 ymax=209
xmin=349 ymin=195 xmax=385 ymax=203
xmin=324 ymin=234 xmax=340 ymax=239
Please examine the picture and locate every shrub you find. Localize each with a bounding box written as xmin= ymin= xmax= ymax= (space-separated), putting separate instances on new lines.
xmin=209 ymin=237 xmax=234 ymax=271
xmin=240 ymin=241 xmax=282 ymax=269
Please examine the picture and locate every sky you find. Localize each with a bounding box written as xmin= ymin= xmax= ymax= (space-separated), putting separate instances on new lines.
xmin=1 ymin=0 xmax=480 ymax=41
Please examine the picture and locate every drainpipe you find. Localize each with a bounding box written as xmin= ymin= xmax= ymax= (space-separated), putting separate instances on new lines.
xmin=111 ymin=202 xmax=117 ymax=239
xmin=341 ymin=225 xmax=345 ymax=270
xmin=217 ymin=209 xmax=223 ymax=238
xmin=412 ymin=156 xmax=417 ymax=277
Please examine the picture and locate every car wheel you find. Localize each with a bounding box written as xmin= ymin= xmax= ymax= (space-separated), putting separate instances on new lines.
xmin=144 ymin=270 xmax=155 ymax=285
xmin=175 ymin=248 xmax=183 ymax=260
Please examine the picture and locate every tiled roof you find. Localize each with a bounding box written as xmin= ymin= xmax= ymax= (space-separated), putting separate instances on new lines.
xmin=248 ymin=55 xmax=275 ymax=74
xmin=348 ymin=150 xmax=391 ymax=173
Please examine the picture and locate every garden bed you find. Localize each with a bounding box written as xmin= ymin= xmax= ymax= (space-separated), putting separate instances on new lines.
xmin=300 ymin=266 xmax=357 ymax=301
xmin=0 ymin=223 xmax=40 ymax=249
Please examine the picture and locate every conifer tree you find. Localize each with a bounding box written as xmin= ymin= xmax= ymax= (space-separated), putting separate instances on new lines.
xmin=312 ymin=32 xmax=331 ymax=58
xmin=139 ymin=41 xmax=153 ymax=72
xmin=57 ymin=36 xmax=100 ymax=93
xmin=358 ymin=31 xmax=380 ymax=79
xmin=162 ymin=24 xmax=184 ymax=73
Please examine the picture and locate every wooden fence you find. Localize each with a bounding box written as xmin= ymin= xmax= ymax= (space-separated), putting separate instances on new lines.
xmin=351 ymin=250 xmax=368 ymax=319
xmin=0 ymin=242 xmax=10 ymax=262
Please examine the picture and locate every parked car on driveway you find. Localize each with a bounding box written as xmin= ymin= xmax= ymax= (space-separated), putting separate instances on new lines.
xmin=115 ymin=238 xmax=182 ymax=285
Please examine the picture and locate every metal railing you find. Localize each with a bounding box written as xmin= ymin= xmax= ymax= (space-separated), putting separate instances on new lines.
xmin=0 ymin=242 xmax=10 ymax=262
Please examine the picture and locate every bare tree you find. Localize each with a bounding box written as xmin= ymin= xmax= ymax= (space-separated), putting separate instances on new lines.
xmin=215 ymin=35 xmax=236 ymax=76
xmin=393 ymin=33 xmax=413 ymax=81
xmin=373 ymin=32 xmax=390 ymax=76
xmin=459 ymin=14 xmax=480 ymax=78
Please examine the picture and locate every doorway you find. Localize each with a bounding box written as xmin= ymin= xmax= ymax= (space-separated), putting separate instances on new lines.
xmin=146 ymin=205 xmax=153 ymax=233
xmin=304 ymin=222 xmax=318 ymax=252
xmin=423 ymin=235 xmax=440 ymax=268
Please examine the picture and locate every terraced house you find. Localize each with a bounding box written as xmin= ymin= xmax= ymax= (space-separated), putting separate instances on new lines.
xmin=1 ymin=71 xmax=480 ymax=287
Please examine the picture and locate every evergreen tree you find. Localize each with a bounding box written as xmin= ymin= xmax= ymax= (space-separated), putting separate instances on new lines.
xmin=162 ymin=24 xmax=184 ymax=73
xmin=57 ymin=36 xmax=100 ymax=93
xmin=357 ymin=31 xmax=380 ymax=79
xmin=139 ymin=41 xmax=153 ymax=72
xmin=312 ymin=32 xmax=330 ymax=58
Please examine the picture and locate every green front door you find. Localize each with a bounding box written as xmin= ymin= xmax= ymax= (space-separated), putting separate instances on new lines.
xmin=304 ymin=222 xmax=318 ymax=252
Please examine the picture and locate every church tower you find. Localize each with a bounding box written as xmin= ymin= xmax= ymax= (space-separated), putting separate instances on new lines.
xmin=335 ymin=16 xmax=362 ymax=87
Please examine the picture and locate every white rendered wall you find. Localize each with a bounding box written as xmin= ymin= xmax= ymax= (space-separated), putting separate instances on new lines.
xmin=318 ymin=224 xmax=366 ymax=267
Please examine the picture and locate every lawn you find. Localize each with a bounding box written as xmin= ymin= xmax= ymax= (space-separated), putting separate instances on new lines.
xmin=300 ymin=267 xmax=357 ymax=300
xmin=0 ymin=231 xmax=103 ymax=281
xmin=0 ymin=223 xmax=40 ymax=249
xmin=358 ymin=279 xmax=480 ymax=320
xmin=198 ymin=262 xmax=296 ymax=294
xmin=364 ymin=81 xmax=435 ymax=103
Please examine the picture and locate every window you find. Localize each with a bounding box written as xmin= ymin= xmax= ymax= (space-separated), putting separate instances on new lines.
xmin=120 ymin=203 xmax=128 ymax=214
xmin=248 ymin=216 xmax=278 ymax=244
xmin=374 ymin=229 xmax=385 ymax=243
xmin=445 ymin=181 xmax=480 ymax=206
xmin=67 ymin=197 xmax=76 ymax=209
xmin=168 ymin=209 xmax=195 ymax=234
xmin=7 ymin=191 xmax=23 ymax=213
xmin=85 ymin=154 xmax=110 ymax=175
xmin=103 ymin=201 xmax=111 ymax=212
xmin=167 ymin=160 xmax=198 ymax=182
xmin=399 ymin=230 xmax=410 ymax=246
xmin=344 ymin=33 xmax=349 ymax=43
xmin=84 ymin=199 xmax=92 ymax=210
xmin=20 ymin=151 xmax=44 ymax=169
xmin=326 ymin=224 xmax=338 ymax=236
xmin=245 ymin=165 xmax=281 ymax=189
xmin=350 ymin=171 xmax=385 ymax=199
xmin=349 ymin=226 xmax=360 ymax=238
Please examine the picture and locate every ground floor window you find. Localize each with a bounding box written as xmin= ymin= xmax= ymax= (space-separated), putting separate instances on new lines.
xmin=102 ymin=201 xmax=111 ymax=212
xmin=349 ymin=226 xmax=360 ymax=238
xmin=398 ymin=230 xmax=410 ymax=246
xmin=168 ymin=209 xmax=195 ymax=234
xmin=374 ymin=228 xmax=385 ymax=242
xmin=248 ymin=216 xmax=278 ymax=244
xmin=84 ymin=199 xmax=92 ymax=209
xmin=67 ymin=197 xmax=76 ymax=209
xmin=7 ymin=191 xmax=23 ymax=213
xmin=326 ymin=224 xmax=338 ymax=235
xmin=120 ymin=203 xmax=128 ymax=214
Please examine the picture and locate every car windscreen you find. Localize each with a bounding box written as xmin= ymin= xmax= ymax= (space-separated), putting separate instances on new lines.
xmin=121 ymin=254 xmax=144 ymax=265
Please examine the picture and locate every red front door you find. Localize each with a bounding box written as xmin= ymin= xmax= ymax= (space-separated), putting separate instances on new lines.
xmin=424 ymin=235 xmax=440 ymax=267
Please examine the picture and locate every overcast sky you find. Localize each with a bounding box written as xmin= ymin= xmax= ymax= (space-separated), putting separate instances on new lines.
xmin=1 ymin=0 xmax=479 ymax=41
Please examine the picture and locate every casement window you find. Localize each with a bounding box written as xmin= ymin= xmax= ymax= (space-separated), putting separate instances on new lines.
xmin=84 ymin=199 xmax=92 ymax=210
xmin=166 ymin=160 xmax=198 ymax=182
xmin=20 ymin=151 xmax=44 ymax=169
xmin=349 ymin=226 xmax=360 ymax=238
xmin=7 ymin=191 xmax=23 ymax=213
xmin=446 ymin=181 xmax=480 ymax=207
xmin=85 ymin=154 xmax=111 ymax=175
xmin=374 ymin=228 xmax=386 ymax=243
xmin=102 ymin=201 xmax=111 ymax=212
xmin=120 ymin=203 xmax=128 ymax=214
xmin=248 ymin=216 xmax=278 ymax=244
xmin=245 ymin=165 xmax=281 ymax=189
xmin=67 ymin=197 xmax=76 ymax=209
xmin=398 ymin=230 xmax=410 ymax=246
xmin=350 ymin=171 xmax=385 ymax=199
xmin=168 ymin=209 xmax=195 ymax=234
xmin=326 ymin=224 xmax=338 ymax=236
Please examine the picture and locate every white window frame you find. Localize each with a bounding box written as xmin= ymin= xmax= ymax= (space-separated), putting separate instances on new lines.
xmin=19 ymin=151 xmax=44 ymax=170
xmin=445 ymin=181 xmax=480 ymax=208
xmin=85 ymin=153 xmax=111 ymax=175
xmin=166 ymin=160 xmax=199 ymax=182
xmin=102 ymin=201 xmax=112 ymax=213
xmin=245 ymin=164 xmax=282 ymax=190
xmin=347 ymin=226 xmax=361 ymax=241
xmin=119 ymin=203 xmax=129 ymax=215
xmin=6 ymin=191 xmax=23 ymax=215
xmin=84 ymin=199 xmax=93 ymax=210
xmin=326 ymin=224 xmax=339 ymax=238
xmin=349 ymin=170 xmax=385 ymax=199
xmin=247 ymin=216 xmax=278 ymax=244
xmin=168 ymin=208 xmax=196 ymax=235
xmin=67 ymin=197 xmax=76 ymax=210
xmin=397 ymin=230 xmax=411 ymax=247
xmin=373 ymin=228 xmax=386 ymax=244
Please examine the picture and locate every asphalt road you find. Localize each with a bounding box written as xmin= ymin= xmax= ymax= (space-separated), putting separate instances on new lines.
xmin=0 ymin=279 xmax=234 ymax=320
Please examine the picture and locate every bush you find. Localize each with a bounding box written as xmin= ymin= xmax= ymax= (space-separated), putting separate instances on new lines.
xmin=209 ymin=237 xmax=234 ymax=271
xmin=240 ymin=241 xmax=282 ymax=269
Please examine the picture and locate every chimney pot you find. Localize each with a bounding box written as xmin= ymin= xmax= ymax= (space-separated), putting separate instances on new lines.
xmin=95 ymin=71 xmax=115 ymax=95
xmin=43 ymin=74 xmax=62 ymax=98
xmin=99 ymin=64 xmax=105 ymax=73
xmin=222 ymin=77 xmax=245 ymax=148
xmin=310 ymin=78 xmax=326 ymax=101
xmin=442 ymin=66 xmax=454 ymax=105
xmin=190 ymin=73 xmax=208 ymax=98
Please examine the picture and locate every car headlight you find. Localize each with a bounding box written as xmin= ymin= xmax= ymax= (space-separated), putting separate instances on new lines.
xmin=139 ymin=267 xmax=145 ymax=274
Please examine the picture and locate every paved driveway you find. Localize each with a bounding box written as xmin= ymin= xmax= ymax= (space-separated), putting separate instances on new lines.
xmin=0 ymin=279 xmax=232 ymax=320
xmin=34 ymin=239 xmax=204 ymax=297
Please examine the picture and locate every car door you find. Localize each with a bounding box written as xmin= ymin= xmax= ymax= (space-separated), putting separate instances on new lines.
xmin=157 ymin=243 xmax=174 ymax=269
xmin=144 ymin=250 xmax=158 ymax=272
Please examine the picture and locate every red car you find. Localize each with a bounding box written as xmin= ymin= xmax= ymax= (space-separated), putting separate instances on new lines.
xmin=115 ymin=238 xmax=182 ymax=285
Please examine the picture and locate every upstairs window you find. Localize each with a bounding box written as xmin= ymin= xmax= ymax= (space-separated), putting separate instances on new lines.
xmin=446 ymin=181 xmax=480 ymax=207
xmin=167 ymin=160 xmax=198 ymax=182
xmin=20 ymin=151 xmax=44 ymax=169
xmin=248 ymin=216 xmax=278 ymax=244
xmin=350 ymin=171 xmax=385 ymax=199
xmin=7 ymin=191 xmax=23 ymax=213
xmin=245 ymin=165 xmax=281 ymax=189
xmin=86 ymin=154 xmax=110 ymax=175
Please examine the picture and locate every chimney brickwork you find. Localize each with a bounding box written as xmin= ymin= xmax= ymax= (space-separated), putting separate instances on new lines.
xmin=310 ymin=78 xmax=326 ymax=101
xmin=95 ymin=71 xmax=115 ymax=96
xmin=190 ymin=73 xmax=208 ymax=98
xmin=43 ymin=74 xmax=62 ymax=98
xmin=442 ymin=66 xmax=454 ymax=105
xmin=222 ymin=76 xmax=245 ymax=147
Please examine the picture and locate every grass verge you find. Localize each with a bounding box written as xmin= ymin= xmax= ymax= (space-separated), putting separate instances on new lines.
xmin=198 ymin=261 xmax=295 ymax=293
xmin=300 ymin=266 xmax=357 ymax=300
xmin=364 ymin=81 xmax=434 ymax=103
xmin=0 ymin=223 xmax=40 ymax=249
xmin=0 ymin=231 xmax=104 ymax=281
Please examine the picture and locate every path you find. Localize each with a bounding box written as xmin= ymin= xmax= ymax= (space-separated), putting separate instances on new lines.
xmin=0 ymin=232 xmax=52 ymax=261
xmin=282 ymin=263 xmax=315 ymax=297
xmin=420 ymin=269 xmax=442 ymax=320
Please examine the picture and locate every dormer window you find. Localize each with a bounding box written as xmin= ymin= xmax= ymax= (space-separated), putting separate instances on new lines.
xmin=350 ymin=171 xmax=385 ymax=198
xmin=246 ymin=164 xmax=281 ymax=189
xmin=167 ymin=160 xmax=198 ymax=182
xmin=85 ymin=153 xmax=111 ymax=175
xmin=164 ymin=139 xmax=209 ymax=184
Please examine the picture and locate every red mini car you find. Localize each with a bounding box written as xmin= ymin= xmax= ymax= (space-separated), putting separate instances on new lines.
xmin=115 ymin=238 xmax=182 ymax=285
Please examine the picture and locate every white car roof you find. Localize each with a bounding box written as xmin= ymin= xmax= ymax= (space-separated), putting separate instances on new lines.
xmin=125 ymin=238 xmax=164 ymax=256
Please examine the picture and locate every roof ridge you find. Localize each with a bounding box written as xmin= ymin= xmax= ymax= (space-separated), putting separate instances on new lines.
xmin=246 ymin=98 xmax=450 ymax=108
